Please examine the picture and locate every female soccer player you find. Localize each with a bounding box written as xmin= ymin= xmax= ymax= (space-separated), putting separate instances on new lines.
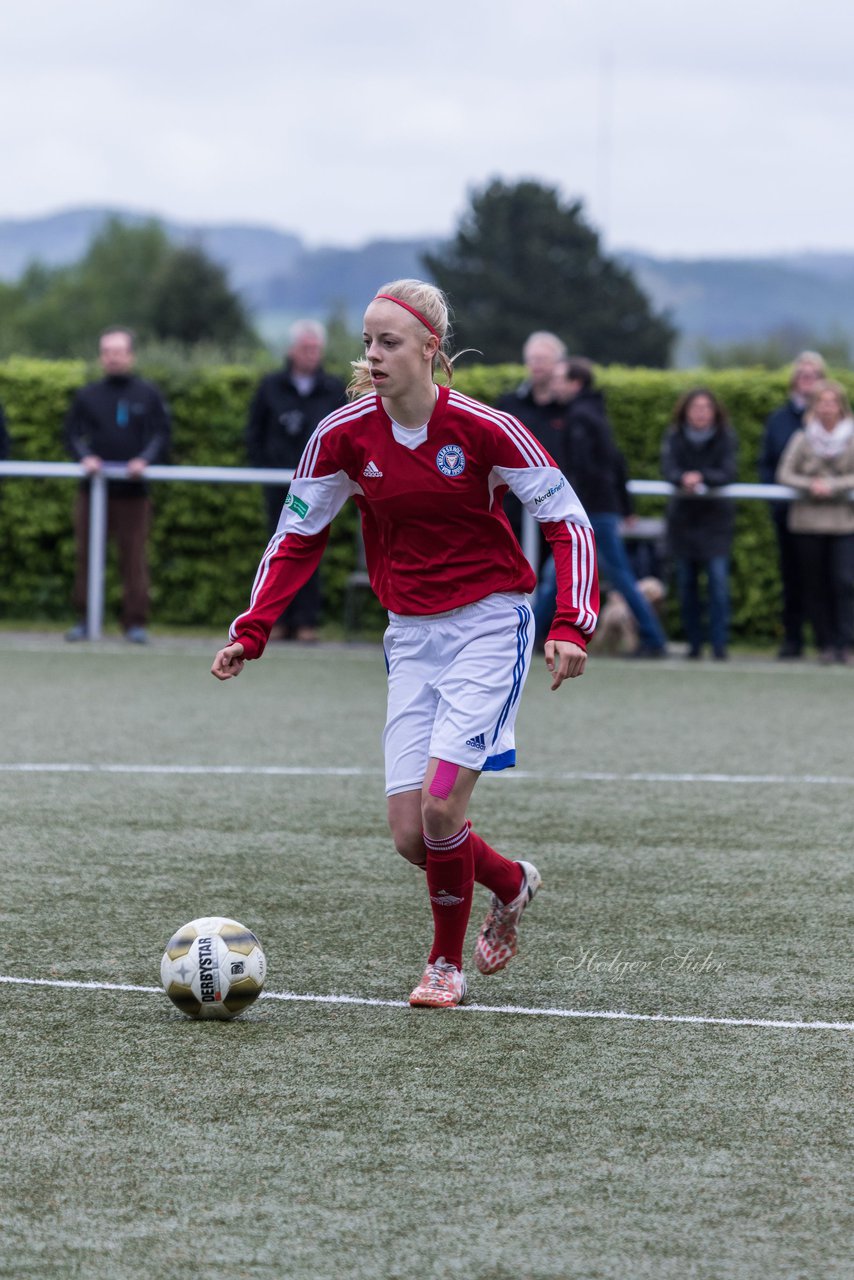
xmin=212 ymin=280 xmax=598 ymax=1008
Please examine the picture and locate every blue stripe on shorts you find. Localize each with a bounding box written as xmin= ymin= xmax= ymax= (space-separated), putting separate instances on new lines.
xmin=489 ymin=603 xmax=531 ymax=750
xmin=482 ymin=747 xmax=516 ymax=772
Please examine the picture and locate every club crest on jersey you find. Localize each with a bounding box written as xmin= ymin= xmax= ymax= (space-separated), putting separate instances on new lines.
xmin=436 ymin=444 xmax=466 ymax=477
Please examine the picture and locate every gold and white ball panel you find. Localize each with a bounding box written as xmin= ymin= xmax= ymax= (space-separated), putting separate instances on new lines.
xmin=160 ymin=916 xmax=267 ymax=1020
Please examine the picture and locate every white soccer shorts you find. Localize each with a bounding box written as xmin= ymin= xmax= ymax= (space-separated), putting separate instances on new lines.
xmin=382 ymin=592 xmax=535 ymax=796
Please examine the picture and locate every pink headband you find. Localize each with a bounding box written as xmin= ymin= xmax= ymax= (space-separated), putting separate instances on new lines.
xmin=374 ymin=293 xmax=440 ymax=339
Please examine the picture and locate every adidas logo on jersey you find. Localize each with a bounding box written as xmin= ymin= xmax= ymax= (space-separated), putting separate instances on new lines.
xmin=362 ymin=460 xmax=383 ymax=478
xmin=465 ymin=733 xmax=486 ymax=751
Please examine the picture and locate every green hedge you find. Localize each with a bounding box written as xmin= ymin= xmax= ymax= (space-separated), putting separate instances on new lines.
xmin=462 ymin=364 xmax=854 ymax=643
xmin=2 ymin=357 xmax=850 ymax=642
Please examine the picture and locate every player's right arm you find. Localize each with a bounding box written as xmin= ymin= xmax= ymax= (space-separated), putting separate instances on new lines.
xmin=226 ymin=520 xmax=335 ymax=660
xmin=212 ymin=414 xmax=360 ymax=672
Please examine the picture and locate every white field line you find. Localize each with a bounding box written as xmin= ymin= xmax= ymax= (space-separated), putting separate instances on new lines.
xmin=1 ymin=761 xmax=854 ymax=786
xmin=0 ymin=762 xmax=375 ymax=777
xmin=1 ymin=974 xmax=851 ymax=1033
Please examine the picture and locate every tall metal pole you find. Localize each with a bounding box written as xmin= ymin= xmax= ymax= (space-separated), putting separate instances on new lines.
xmin=86 ymin=472 xmax=108 ymax=640
xmin=522 ymin=510 xmax=541 ymax=581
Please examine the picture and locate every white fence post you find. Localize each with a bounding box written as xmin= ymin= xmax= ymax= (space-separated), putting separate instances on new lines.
xmin=86 ymin=472 xmax=108 ymax=641
xmin=521 ymin=510 xmax=541 ymax=579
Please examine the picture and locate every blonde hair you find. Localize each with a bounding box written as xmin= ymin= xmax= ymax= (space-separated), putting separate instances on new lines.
xmin=348 ymin=278 xmax=455 ymax=399
xmin=807 ymin=378 xmax=851 ymax=421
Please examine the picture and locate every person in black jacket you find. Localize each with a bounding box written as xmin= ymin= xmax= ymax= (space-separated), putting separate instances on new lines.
xmin=497 ymin=331 xmax=568 ymax=544
xmin=496 ymin=331 xmax=568 ymax=459
xmin=246 ymin=321 xmax=346 ymax=640
xmin=64 ymin=328 xmax=171 ymax=643
xmin=759 ymin=351 xmax=826 ymax=658
xmin=662 ymin=388 xmax=738 ymax=660
xmin=533 ymin=358 xmax=667 ymax=655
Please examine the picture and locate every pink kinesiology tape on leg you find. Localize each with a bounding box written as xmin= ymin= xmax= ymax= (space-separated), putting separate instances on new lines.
xmin=428 ymin=760 xmax=459 ymax=799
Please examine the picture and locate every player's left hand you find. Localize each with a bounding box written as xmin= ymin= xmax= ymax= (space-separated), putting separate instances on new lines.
xmin=211 ymin=641 xmax=246 ymax=680
xmin=544 ymin=640 xmax=587 ymax=690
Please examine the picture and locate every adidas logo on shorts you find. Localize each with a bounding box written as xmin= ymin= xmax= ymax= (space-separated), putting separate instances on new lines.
xmin=465 ymin=733 xmax=486 ymax=751
xmin=362 ymin=460 xmax=383 ymax=478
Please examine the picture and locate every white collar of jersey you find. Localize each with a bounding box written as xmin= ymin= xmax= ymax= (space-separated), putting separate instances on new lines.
xmin=389 ymin=385 xmax=438 ymax=450
xmin=391 ymin=419 xmax=429 ymax=449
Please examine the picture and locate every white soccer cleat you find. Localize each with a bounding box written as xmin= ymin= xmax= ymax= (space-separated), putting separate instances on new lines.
xmin=474 ymin=861 xmax=542 ymax=975
xmin=408 ymin=957 xmax=468 ymax=1008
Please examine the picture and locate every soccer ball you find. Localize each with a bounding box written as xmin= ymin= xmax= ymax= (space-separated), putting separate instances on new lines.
xmin=160 ymin=916 xmax=267 ymax=1020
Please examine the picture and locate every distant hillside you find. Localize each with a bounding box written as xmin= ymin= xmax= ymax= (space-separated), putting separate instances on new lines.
xmin=2 ymin=206 xmax=853 ymax=364
xmin=623 ymin=251 xmax=854 ymax=363
xmin=0 ymin=206 xmax=304 ymax=289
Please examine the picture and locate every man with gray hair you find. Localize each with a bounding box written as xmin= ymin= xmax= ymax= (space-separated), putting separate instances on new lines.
xmin=498 ymin=331 xmax=568 ymax=460
xmin=497 ymin=331 xmax=569 ymax=542
xmin=246 ymin=320 xmax=346 ymax=640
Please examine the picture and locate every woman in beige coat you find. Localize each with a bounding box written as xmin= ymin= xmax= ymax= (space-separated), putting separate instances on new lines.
xmin=776 ymin=380 xmax=854 ymax=664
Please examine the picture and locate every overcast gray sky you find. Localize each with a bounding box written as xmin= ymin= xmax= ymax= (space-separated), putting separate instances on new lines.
xmin=1 ymin=0 xmax=851 ymax=256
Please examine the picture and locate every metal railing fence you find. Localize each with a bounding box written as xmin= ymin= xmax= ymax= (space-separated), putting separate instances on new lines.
xmin=0 ymin=461 xmax=296 ymax=639
xmin=0 ymin=460 xmax=840 ymax=639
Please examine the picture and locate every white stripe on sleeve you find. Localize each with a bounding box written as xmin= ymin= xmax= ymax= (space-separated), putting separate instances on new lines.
xmin=574 ymin=522 xmax=597 ymax=633
xmin=492 ymin=464 xmax=591 ymax=528
xmin=446 ymin=391 xmax=552 ymax=469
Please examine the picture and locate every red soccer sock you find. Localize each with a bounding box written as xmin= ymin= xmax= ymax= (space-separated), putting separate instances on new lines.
xmin=468 ymin=823 xmax=524 ymax=904
xmin=423 ymin=825 xmax=475 ymax=971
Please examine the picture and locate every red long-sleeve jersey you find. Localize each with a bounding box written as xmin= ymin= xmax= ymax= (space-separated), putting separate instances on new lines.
xmin=230 ymin=384 xmax=599 ymax=659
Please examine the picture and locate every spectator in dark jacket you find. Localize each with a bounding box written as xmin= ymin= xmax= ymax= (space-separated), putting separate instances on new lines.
xmin=497 ymin=331 xmax=568 ymax=543
xmin=64 ymin=328 xmax=171 ymax=644
xmin=497 ymin=331 xmax=568 ymax=458
xmin=759 ymin=350 xmax=826 ymax=658
xmin=662 ymin=388 xmax=738 ymax=660
xmin=246 ymin=320 xmax=346 ymax=640
xmin=535 ymin=358 xmax=667 ymax=656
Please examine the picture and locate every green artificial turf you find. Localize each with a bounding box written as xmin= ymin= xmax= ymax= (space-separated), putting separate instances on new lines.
xmin=0 ymin=639 xmax=852 ymax=1279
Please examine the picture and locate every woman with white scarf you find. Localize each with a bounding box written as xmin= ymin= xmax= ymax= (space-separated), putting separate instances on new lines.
xmin=776 ymin=380 xmax=854 ymax=665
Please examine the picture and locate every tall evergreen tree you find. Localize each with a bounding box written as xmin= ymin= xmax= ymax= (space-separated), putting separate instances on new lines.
xmin=148 ymin=243 xmax=256 ymax=347
xmin=423 ymin=179 xmax=675 ymax=366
